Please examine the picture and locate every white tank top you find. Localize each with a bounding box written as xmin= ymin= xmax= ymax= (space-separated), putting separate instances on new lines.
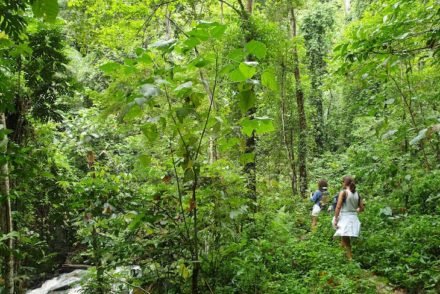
xmin=341 ymin=189 xmax=359 ymax=213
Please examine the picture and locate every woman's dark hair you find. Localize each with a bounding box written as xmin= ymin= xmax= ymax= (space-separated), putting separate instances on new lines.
xmin=318 ymin=179 xmax=328 ymax=191
xmin=343 ymin=176 xmax=356 ymax=193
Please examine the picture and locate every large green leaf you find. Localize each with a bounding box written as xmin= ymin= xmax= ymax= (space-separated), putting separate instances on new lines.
xmin=238 ymin=90 xmax=256 ymax=114
xmin=245 ymin=40 xmax=267 ymax=59
xmin=410 ymin=129 xmax=427 ymax=146
xmin=229 ymin=63 xmax=256 ymax=82
xmin=239 ymin=153 xmax=255 ymax=165
xmin=240 ymin=117 xmax=275 ymax=136
xmin=174 ymin=81 xmax=193 ymax=97
xmin=150 ymin=39 xmax=176 ymax=51
xmin=190 ymin=21 xmax=227 ymax=40
xmin=261 ymin=70 xmax=278 ymax=91
xmin=228 ymin=48 xmax=246 ymax=62
xmin=140 ymin=84 xmax=160 ymax=97
xmin=141 ymin=123 xmax=158 ymax=142
xmin=229 ymin=69 xmax=247 ymax=82
xmin=32 ymin=0 xmax=59 ymax=22
xmin=100 ymin=62 xmax=121 ymax=74
xmin=239 ymin=63 xmax=257 ymax=79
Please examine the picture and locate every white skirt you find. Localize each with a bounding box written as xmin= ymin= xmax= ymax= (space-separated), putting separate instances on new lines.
xmin=333 ymin=212 xmax=361 ymax=237
xmin=311 ymin=204 xmax=321 ymax=216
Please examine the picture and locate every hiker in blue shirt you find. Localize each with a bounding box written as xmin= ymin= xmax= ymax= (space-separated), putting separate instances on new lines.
xmin=310 ymin=179 xmax=328 ymax=230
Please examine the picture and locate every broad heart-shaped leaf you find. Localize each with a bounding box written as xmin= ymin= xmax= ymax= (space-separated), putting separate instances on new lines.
xmin=382 ymin=129 xmax=397 ymax=140
xmin=190 ymin=21 xmax=227 ymax=40
xmin=240 ymin=117 xmax=275 ymax=136
xmin=32 ymin=0 xmax=59 ymax=22
xmin=228 ymin=48 xmax=246 ymax=62
xmin=229 ymin=69 xmax=247 ymax=82
xmin=239 ymin=153 xmax=255 ymax=165
xmin=183 ymin=37 xmax=201 ymax=50
xmin=238 ymin=90 xmax=256 ymax=114
xmin=176 ymin=107 xmax=196 ymax=123
xmin=379 ymin=206 xmax=392 ymax=217
xmin=227 ymin=62 xmax=256 ymax=83
xmin=138 ymin=154 xmax=151 ymax=167
xmin=100 ymin=62 xmax=121 ymax=74
xmin=210 ymin=23 xmax=227 ymax=38
xmin=141 ymin=123 xmax=158 ymax=142
xmin=409 ymin=128 xmax=428 ymax=146
xmin=239 ymin=63 xmax=257 ymax=79
xmin=190 ymin=56 xmax=209 ymax=68
xmin=261 ymin=70 xmax=278 ymax=91
xmin=245 ymin=40 xmax=267 ymax=59
xmin=174 ymin=81 xmax=193 ymax=97
xmin=149 ymin=39 xmax=176 ymax=51
xmin=140 ymin=84 xmax=160 ymax=97
xmin=218 ymin=137 xmax=240 ymax=152
xmin=137 ymin=53 xmax=152 ymax=64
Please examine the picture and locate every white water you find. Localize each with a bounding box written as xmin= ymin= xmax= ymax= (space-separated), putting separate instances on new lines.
xmin=27 ymin=269 xmax=86 ymax=294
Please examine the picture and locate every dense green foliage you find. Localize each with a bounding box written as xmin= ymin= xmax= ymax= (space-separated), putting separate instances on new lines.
xmin=0 ymin=0 xmax=439 ymax=293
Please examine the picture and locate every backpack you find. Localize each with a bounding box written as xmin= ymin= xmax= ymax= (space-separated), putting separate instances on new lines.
xmin=331 ymin=190 xmax=361 ymax=211
xmin=310 ymin=190 xmax=329 ymax=207
xmin=331 ymin=193 xmax=342 ymax=211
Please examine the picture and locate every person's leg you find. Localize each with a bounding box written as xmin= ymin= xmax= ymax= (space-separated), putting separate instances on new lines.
xmin=341 ymin=236 xmax=352 ymax=260
xmin=312 ymin=216 xmax=317 ymax=229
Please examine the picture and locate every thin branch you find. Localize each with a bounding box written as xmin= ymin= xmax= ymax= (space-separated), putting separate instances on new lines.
xmin=370 ymin=44 xmax=439 ymax=56
xmin=164 ymin=86 xmax=189 ymax=151
xmin=236 ymin=0 xmax=246 ymax=13
xmin=195 ymin=53 xmax=219 ymax=162
xmin=154 ymin=201 xmax=191 ymax=245
xmin=218 ymin=0 xmax=242 ymax=15
xmin=169 ymin=141 xmax=192 ymax=242
xmin=136 ymin=0 xmax=180 ymax=38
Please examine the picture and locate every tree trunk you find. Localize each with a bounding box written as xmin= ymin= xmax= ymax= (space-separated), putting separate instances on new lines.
xmin=246 ymin=0 xmax=253 ymax=14
xmin=344 ymin=0 xmax=351 ymax=15
xmin=290 ymin=8 xmax=308 ymax=197
xmin=209 ymin=136 xmax=218 ymax=163
xmin=240 ymin=0 xmax=257 ymax=209
xmin=280 ymin=62 xmax=298 ymax=195
xmin=311 ymin=79 xmax=325 ymax=153
xmin=1 ymin=113 xmax=14 ymax=294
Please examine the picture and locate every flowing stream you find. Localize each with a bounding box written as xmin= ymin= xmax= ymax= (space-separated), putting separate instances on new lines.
xmin=26 ymin=270 xmax=86 ymax=294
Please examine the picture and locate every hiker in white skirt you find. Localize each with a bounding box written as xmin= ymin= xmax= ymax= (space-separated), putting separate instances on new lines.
xmin=333 ymin=176 xmax=365 ymax=260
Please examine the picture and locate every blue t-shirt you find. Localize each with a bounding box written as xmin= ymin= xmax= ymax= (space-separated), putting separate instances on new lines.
xmin=310 ymin=190 xmax=323 ymax=206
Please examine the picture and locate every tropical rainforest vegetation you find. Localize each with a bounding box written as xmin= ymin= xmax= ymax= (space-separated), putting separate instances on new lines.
xmin=0 ymin=0 xmax=439 ymax=293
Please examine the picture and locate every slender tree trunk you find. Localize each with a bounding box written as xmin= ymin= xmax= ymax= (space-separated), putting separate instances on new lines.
xmin=92 ymin=225 xmax=104 ymax=294
xmin=241 ymin=0 xmax=257 ymax=209
xmin=310 ymin=76 xmax=325 ymax=153
xmin=191 ymin=174 xmax=199 ymax=294
xmin=165 ymin=6 xmax=171 ymax=39
xmin=1 ymin=113 xmax=14 ymax=294
xmin=246 ymin=0 xmax=253 ymax=14
xmin=343 ymin=0 xmax=351 ymax=15
xmin=280 ymin=62 xmax=298 ymax=195
xmin=389 ymin=74 xmax=431 ymax=170
xmin=209 ymin=136 xmax=218 ymax=163
xmin=87 ymin=152 xmax=104 ymax=294
xmin=290 ymin=8 xmax=308 ymax=197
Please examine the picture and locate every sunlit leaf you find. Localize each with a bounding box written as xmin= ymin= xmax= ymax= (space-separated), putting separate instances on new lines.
xmin=409 ymin=128 xmax=427 ymax=145
xmin=238 ymin=90 xmax=256 ymax=114
xmin=245 ymin=40 xmax=267 ymax=59
xmin=32 ymin=0 xmax=59 ymax=22
xmin=141 ymin=123 xmax=158 ymax=142
xmin=261 ymin=70 xmax=278 ymax=91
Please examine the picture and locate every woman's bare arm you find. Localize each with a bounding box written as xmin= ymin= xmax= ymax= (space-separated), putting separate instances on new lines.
xmin=334 ymin=191 xmax=345 ymax=225
xmin=357 ymin=198 xmax=365 ymax=212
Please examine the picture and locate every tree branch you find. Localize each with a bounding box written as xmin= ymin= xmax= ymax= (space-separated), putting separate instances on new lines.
xmin=218 ymin=0 xmax=242 ymax=15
